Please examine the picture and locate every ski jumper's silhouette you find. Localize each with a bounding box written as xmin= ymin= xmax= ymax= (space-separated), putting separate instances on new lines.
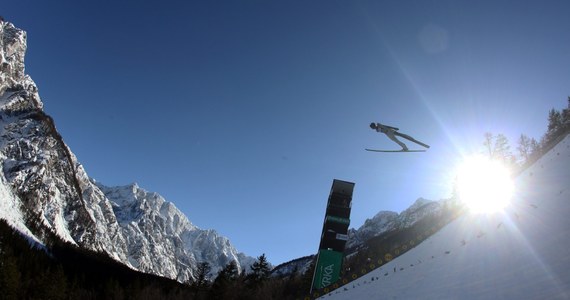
xmin=369 ymin=123 xmax=430 ymax=151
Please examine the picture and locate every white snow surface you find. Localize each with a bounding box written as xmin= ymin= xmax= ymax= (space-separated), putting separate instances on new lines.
xmin=0 ymin=153 xmax=40 ymax=244
xmin=321 ymin=135 xmax=570 ymax=299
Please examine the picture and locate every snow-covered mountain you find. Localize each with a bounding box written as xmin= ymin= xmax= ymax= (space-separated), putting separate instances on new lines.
xmin=346 ymin=197 xmax=443 ymax=250
xmin=98 ymin=182 xmax=256 ymax=281
xmin=0 ymin=20 xmax=253 ymax=282
xmin=272 ymin=197 xmax=446 ymax=277
xmin=321 ymin=135 xmax=570 ymax=299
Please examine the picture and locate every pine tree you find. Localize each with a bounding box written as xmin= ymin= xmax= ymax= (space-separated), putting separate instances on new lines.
xmin=248 ymin=254 xmax=271 ymax=288
xmin=562 ymin=96 xmax=570 ymax=131
xmin=546 ymin=108 xmax=563 ymax=142
xmin=193 ymin=261 xmax=212 ymax=289
xmin=210 ymin=261 xmax=239 ymax=300
xmin=192 ymin=261 xmax=212 ymax=299
xmin=216 ymin=261 xmax=238 ymax=283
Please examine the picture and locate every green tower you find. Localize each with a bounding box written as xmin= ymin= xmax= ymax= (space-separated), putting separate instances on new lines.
xmin=311 ymin=179 xmax=354 ymax=292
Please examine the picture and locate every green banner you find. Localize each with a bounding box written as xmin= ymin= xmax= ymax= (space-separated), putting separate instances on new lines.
xmin=326 ymin=215 xmax=350 ymax=225
xmin=313 ymin=249 xmax=343 ymax=289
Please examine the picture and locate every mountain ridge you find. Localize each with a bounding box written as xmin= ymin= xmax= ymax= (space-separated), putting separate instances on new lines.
xmin=0 ymin=20 xmax=254 ymax=283
xmin=271 ymin=197 xmax=448 ymax=277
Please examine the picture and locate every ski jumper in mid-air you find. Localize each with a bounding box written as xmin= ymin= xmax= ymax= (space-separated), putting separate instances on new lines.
xmin=369 ymin=123 xmax=430 ymax=151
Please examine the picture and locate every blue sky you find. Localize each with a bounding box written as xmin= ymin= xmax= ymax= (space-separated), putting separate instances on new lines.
xmin=3 ymin=0 xmax=570 ymax=266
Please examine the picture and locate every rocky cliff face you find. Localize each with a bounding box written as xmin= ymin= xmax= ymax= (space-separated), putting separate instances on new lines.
xmin=346 ymin=198 xmax=442 ymax=249
xmin=98 ymin=182 xmax=256 ymax=281
xmin=0 ymin=20 xmax=253 ymax=283
xmin=0 ymin=20 xmax=122 ymax=256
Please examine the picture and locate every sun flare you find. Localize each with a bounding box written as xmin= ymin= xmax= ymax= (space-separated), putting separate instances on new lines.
xmin=456 ymin=156 xmax=514 ymax=213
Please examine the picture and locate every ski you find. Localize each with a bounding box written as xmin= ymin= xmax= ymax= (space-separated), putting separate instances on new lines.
xmin=365 ymin=149 xmax=426 ymax=152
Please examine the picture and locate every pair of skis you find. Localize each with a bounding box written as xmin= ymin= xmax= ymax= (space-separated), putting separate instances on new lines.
xmin=366 ymin=149 xmax=426 ymax=152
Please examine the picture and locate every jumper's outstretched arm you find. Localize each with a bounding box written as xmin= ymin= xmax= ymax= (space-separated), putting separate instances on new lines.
xmin=379 ymin=123 xmax=400 ymax=131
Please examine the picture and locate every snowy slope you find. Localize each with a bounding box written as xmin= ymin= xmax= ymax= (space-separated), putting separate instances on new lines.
xmin=321 ymin=135 xmax=570 ymax=299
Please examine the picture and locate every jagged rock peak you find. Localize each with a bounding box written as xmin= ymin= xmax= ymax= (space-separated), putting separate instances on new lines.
xmin=369 ymin=210 xmax=399 ymax=221
xmin=0 ymin=20 xmax=42 ymax=110
xmin=0 ymin=20 xmax=26 ymax=87
xmin=97 ymin=182 xmax=197 ymax=231
xmin=96 ymin=182 xmax=255 ymax=281
xmin=404 ymin=197 xmax=435 ymax=212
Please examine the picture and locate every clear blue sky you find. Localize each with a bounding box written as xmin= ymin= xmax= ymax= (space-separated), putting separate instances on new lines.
xmin=3 ymin=0 xmax=569 ymax=266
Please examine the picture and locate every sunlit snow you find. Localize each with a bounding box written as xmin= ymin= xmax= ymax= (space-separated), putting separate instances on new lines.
xmin=321 ymin=135 xmax=570 ymax=299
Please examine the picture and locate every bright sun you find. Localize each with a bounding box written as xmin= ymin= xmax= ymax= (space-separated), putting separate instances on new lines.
xmin=456 ymin=155 xmax=514 ymax=213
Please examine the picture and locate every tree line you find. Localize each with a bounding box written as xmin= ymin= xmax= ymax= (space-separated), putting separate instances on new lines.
xmin=482 ymin=97 xmax=570 ymax=170
xmin=0 ymin=219 xmax=196 ymax=300
xmin=0 ymin=217 xmax=306 ymax=299
xmin=187 ymin=252 xmax=325 ymax=299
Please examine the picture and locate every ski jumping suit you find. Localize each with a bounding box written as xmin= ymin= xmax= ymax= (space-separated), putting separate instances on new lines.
xmin=374 ymin=123 xmax=409 ymax=151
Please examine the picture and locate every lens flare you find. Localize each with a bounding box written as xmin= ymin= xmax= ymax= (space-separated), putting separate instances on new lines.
xmin=456 ymin=155 xmax=514 ymax=213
